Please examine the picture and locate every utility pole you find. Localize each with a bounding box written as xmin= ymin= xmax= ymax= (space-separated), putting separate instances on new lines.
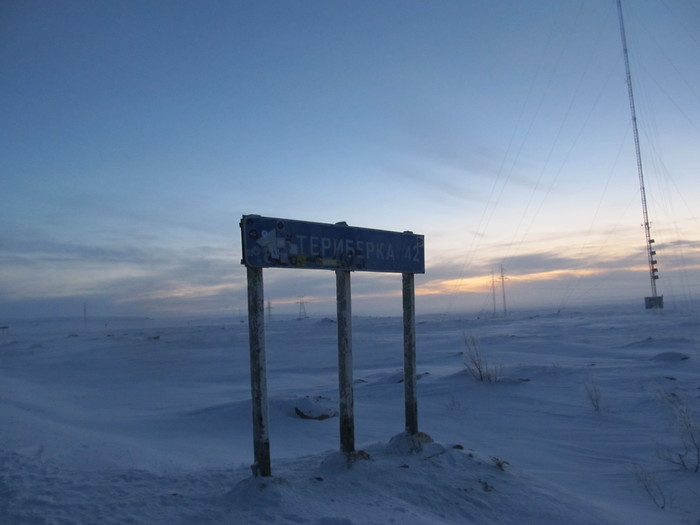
xmin=491 ymin=269 xmax=497 ymax=318
xmin=297 ymin=296 xmax=308 ymax=320
xmin=500 ymin=265 xmax=507 ymax=317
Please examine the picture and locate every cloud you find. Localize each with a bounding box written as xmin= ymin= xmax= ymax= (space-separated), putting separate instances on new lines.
xmin=497 ymin=252 xmax=579 ymax=275
xmin=2 ymin=212 xmax=698 ymax=320
xmin=419 ymin=238 xmax=700 ymax=311
xmin=0 ymin=230 xmax=240 ymax=313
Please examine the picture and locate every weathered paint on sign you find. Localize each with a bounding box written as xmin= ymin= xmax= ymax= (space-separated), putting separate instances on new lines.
xmin=240 ymin=215 xmax=425 ymax=274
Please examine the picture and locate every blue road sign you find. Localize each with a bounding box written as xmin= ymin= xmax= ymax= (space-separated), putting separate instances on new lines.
xmin=241 ymin=215 xmax=425 ymax=274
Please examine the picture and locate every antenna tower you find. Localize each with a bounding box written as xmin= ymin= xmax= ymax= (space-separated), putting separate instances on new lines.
xmin=616 ymin=0 xmax=663 ymax=309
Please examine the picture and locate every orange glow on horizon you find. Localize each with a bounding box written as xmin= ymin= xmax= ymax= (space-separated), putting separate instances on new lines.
xmin=416 ymin=267 xmax=627 ymax=296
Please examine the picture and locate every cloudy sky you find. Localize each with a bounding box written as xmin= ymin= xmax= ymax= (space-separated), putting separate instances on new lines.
xmin=2 ymin=0 xmax=699 ymax=319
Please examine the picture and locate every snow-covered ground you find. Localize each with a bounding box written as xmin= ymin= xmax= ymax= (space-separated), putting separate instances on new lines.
xmin=1 ymin=306 xmax=699 ymax=524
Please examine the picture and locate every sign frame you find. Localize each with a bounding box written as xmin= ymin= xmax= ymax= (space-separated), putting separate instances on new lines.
xmin=240 ymin=215 xmax=425 ymax=476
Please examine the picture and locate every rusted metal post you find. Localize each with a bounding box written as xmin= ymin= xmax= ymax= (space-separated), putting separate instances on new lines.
xmin=336 ymin=269 xmax=355 ymax=453
xmin=402 ymin=272 xmax=418 ymax=435
xmin=247 ymin=266 xmax=271 ymax=477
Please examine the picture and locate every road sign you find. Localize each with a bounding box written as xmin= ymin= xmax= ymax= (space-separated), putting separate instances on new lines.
xmin=240 ymin=214 xmax=428 ymax=476
xmin=240 ymin=215 xmax=425 ymax=274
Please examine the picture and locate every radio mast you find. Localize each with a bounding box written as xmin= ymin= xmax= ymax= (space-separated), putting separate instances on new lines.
xmin=616 ymin=0 xmax=663 ymax=309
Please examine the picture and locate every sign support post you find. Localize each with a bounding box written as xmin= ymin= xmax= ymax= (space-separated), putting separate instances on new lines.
xmin=241 ymin=215 xmax=425 ymax=475
xmin=402 ymin=272 xmax=418 ymax=435
xmin=336 ymin=269 xmax=355 ymax=453
xmin=246 ymin=266 xmax=271 ymax=477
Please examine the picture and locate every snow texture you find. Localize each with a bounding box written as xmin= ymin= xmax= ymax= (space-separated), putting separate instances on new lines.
xmin=1 ymin=307 xmax=699 ymax=524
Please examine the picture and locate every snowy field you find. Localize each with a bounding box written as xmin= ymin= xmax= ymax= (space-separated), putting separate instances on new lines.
xmin=1 ymin=306 xmax=699 ymax=524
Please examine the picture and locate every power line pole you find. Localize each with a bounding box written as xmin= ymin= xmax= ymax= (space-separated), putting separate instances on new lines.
xmin=500 ymin=265 xmax=507 ymax=317
xmin=491 ymin=269 xmax=497 ymax=318
xmin=297 ymin=296 xmax=308 ymax=320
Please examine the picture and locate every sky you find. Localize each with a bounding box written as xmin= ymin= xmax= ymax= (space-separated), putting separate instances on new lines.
xmin=1 ymin=0 xmax=699 ymax=319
